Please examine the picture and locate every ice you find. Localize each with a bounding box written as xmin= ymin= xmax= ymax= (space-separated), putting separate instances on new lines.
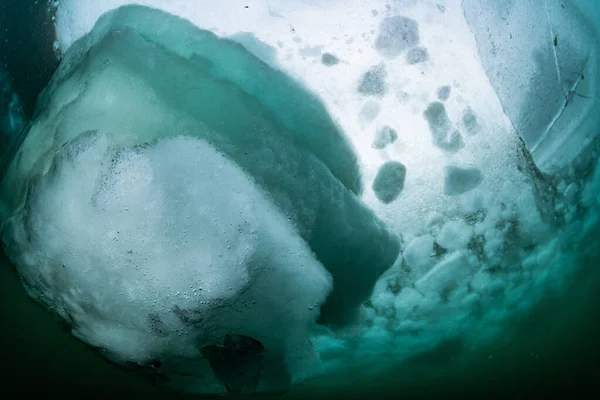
xmin=4 ymin=133 xmax=331 ymax=394
xmin=357 ymin=63 xmax=387 ymax=97
xmin=394 ymin=287 xmax=424 ymax=319
xmin=359 ymin=100 xmax=381 ymax=122
xmin=229 ymin=32 xmax=277 ymax=67
xmin=436 ymin=220 xmax=473 ymax=251
xmin=436 ymin=85 xmax=451 ymax=101
xmin=0 ymin=5 xmax=401 ymax=394
xmin=321 ymin=53 xmax=339 ymax=66
xmin=443 ymin=165 xmax=483 ymax=196
xmin=375 ymin=16 xmax=420 ymax=59
xmin=406 ymin=46 xmax=429 ymax=65
xmin=372 ymin=125 xmax=398 ymax=150
xmin=423 ymin=102 xmax=464 ymax=153
xmin=403 ymin=234 xmax=435 ymax=272
xmin=372 ymin=161 xmax=407 ymax=204
xmin=414 ymin=251 xmax=473 ymax=296
xmin=461 ymin=107 xmax=478 ymax=134
xmin=471 ymin=270 xmax=505 ymax=297
xmin=13 ymin=0 xmax=600 ymax=395
xmin=463 ymin=0 xmax=600 ymax=174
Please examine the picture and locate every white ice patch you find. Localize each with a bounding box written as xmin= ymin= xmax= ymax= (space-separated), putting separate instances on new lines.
xmin=436 ymin=220 xmax=472 ymax=251
xmin=3 ymin=133 xmax=333 ymax=393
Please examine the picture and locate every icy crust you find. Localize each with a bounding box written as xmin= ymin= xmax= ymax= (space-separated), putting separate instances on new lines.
xmin=463 ymin=0 xmax=600 ymax=174
xmin=0 ymin=5 xmax=400 ymax=395
xmin=3 ymin=133 xmax=332 ymax=393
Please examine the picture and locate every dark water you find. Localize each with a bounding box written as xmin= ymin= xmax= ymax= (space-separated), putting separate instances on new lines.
xmin=0 ymin=1 xmax=599 ymax=399
xmin=0 ymin=0 xmax=58 ymax=118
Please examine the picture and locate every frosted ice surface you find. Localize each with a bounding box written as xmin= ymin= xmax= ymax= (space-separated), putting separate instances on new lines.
xmin=437 ymin=220 xmax=473 ymax=251
xmin=394 ymin=287 xmax=424 ymax=319
xmin=471 ymin=270 xmax=504 ymax=296
xmin=229 ymin=32 xmax=277 ymax=67
xmin=5 ymin=0 xmax=600 ymax=395
xmin=403 ymin=234 xmax=435 ymax=271
xmin=461 ymin=107 xmax=478 ymax=134
xmin=4 ymin=132 xmax=332 ymax=394
xmin=406 ymin=46 xmax=429 ymax=64
xmin=0 ymin=5 xmax=401 ymax=394
xmin=423 ymin=102 xmax=464 ymax=153
xmin=358 ymin=63 xmax=387 ymax=97
xmin=414 ymin=251 xmax=473 ymax=296
xmin=436 ymin=85 xmax=451 ymax=101
xmin=375 ymin=16 xmax=420 ymax=58
xmin=444 ymin=165 xmax=483 ymax=196
xmin=359 ymin=100 xmax=381 ymax=122
xmin=463 ymin=0 xmax=600 ymax=173
xmin=372 ymin=125 xmax=398 ymax=150
xmin=372 ymin=161 xmax=407 ymax=204
xmin=321 ymin=53 xmax=339 ymax=66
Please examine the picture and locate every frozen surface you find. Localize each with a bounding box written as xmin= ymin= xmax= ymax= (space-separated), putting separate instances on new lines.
xmin=372 ymin=161 xmax=406 ymax=204
xmin=2 ymin=0 xmax=600 ymax=396
xmin=0 ymin=5 xmax=400 ymax=394
xmin=4 ymin=133 xmax=332 ymax=394
xmin=444 ymin=165 xmax=483 ymax=196
xmin=372 ymin=125 xmax=398 ymax=150
xmin=463 ymin=0 xmax=600 ymax=174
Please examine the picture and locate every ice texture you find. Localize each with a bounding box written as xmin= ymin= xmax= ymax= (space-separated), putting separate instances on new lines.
xmin=437 ymin=220 xmax=473 ymax=251
xmin=372 ymin=161 xmax=407 ymax=204
xmin=414 ymin=251 xmax=473 ymax=296
xmin=463 ymin=0 xmax=600 ymax=173
xmin=403 ymin=235 xmax=435 ymax=273
xmin=423 ymin=102 xmax=464 ymax=153
xmin=372 ymin=125 xmax=398 ymax=150
xmin=15 ymin=0 xmax=600 ymax=396
xmin=406 ymin=46 xmax=429 ymax=65
xmin=436 ymin=85 xmax=451 ymax=101
xmin=375 ymin=16 xmax=420 ymax=59
xmin=358 ymin=63 xmax=387 ymax=97
xmin=321 ymin=53 xmax=339 ymax=66
xmin=444 ymin=165 xmax=483 ymax=196
xmin=0 ymin=5 xmax=400 ymax=394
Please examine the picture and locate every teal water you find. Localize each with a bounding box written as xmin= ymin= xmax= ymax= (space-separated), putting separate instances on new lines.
xmin=2 ymin=241 xmax=600 ymax=399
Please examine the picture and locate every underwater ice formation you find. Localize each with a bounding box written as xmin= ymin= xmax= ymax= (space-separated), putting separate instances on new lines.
xmin=372 ymin=125 xmax=398 ymax=150
xmin=372 ymin=161 xmax=407 ymax=204
xmin=375 ymin=15 xmax=420 ymax=58
xmin=443 ymin=165 xmax=483 ymax=196
xmin=0 ymin=5 xmax=400 ymax=395
xmin=358 ymin=63 xmax=388 ymax=97
xmin=3 ymin=0 xmax=600 ymax=396
xmin=463 ymin=0 xmax=600 ymax=174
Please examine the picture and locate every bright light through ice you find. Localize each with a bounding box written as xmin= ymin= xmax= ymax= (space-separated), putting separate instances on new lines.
xmin=1 ymin=0 xmax=599 ymax=395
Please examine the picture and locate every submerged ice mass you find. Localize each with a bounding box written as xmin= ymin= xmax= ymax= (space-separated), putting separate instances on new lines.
xmin=0 ymin=5 xmax=400 ymax=394
xmin=463 ymin=0 xmax=600 ymax=174
xmin=3 ymin=0 xmax=600 ymax=396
